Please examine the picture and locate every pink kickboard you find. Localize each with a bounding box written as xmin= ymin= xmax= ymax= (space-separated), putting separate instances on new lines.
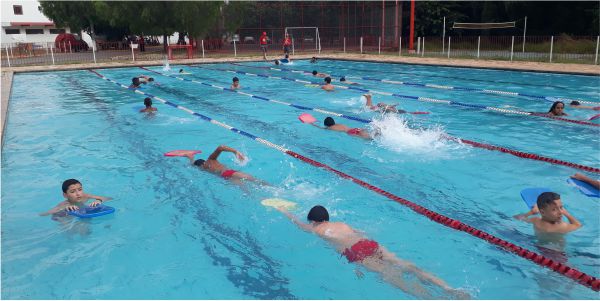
xmin=164 ymin=150 xmax=202 ymax=157
xmin=299 ymin=113 xmax=317 ymax=123
xmin=410 ymin=111 xmax=430 ymax=115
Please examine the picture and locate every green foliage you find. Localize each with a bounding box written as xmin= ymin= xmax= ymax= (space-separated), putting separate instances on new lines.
xmin=39 ymin=1 xmax=102 ymax=33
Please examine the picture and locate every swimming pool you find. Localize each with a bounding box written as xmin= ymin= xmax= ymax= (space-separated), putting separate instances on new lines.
xmin=2 ymin=59 xmax=599 ymax=299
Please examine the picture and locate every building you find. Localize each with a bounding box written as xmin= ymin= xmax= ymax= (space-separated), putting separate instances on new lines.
xmin=1 ymin=0 xmax=73 ymax=45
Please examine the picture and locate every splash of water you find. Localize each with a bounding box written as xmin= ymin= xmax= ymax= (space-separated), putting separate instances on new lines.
xmin=162 ymin=57 xmax=170 ymax=72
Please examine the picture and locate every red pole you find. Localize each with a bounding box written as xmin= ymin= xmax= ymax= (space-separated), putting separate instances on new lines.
xmin=409 ymin=0 xmax=415 ymax=51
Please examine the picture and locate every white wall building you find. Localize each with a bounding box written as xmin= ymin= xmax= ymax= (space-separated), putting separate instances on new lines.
xmin=1 ymin=0 xmax=75 ymax=45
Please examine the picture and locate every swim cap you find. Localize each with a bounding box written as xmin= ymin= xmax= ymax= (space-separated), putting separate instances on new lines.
xmin=312 ymin=70 xmax=318 ymax=75
xmin=570 ymin=101 xmax=581 ymax=105
xmin=149 ymin=77 xmax=154 ymax=82
xmin=307 ymin=205 xmax=329 ymax=222
xmin=324 ymin=77 xmax=331 ymax=84
xmin=340 ymin=76 xmax=346 ymax=82
xmin=193 ymin=159 xmax=205 ymax=167
xmin=324 ymin=117 xmax=335 ymax=127
xmin=62 ymin=179 xmax=81 ymax=193
xmin=232 ymin=77 xmax=239 ymax=82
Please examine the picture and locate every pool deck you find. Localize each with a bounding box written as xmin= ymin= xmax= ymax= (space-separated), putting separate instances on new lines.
xmin=1 ymin=53 xmax=599 ymax=143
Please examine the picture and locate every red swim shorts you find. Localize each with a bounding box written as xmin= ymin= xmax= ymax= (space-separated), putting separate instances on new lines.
xmin=221 ymin=169 xmax=237 ymax=178
xmin=346 ymin=128 xmax=363 ymax=136
xmin=342 ymin=239 xmax=380 ymax=263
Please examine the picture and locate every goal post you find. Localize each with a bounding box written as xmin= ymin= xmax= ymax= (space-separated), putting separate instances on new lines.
xmin=284 ymin=27 xmax=321 ymax=54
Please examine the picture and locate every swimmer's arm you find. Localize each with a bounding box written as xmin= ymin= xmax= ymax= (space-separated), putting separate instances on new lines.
xmin=561 ymin=209 xmax=582 ymax=232
xmin=84 ymin=194 xmax=112 ymax=206
xmin=514 ymin=205 xmax=539 ymax=222
xmin=309 ymin=123 xmax=325 ymax=129
xmin=276 ymin=208 xmax=314 ymax=232
xmin=208 ymin=145 xmax=239 ymax=160
xmin=39 ymin=202 xmax=68 ymax=216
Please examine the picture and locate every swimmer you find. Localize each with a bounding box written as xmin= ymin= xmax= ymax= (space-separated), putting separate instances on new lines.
xmin=310 ymin=56 xmax=317 ymax=63
xmin=259 ymin=31 xmax=268 ymax=60
xmin=274 ymin=59 xmax=280 ymax=65
xmin=514 ymin=192 xmax=581 ymax=234
xmin=312 ymin=70 xmax=328 ymax=78
xmin=547 ymin=101 xmax=568 ymax=116
xmin=569 ymin=101 xmax=600 ymax=111
xmin=138 ymin=75 xmax=155 ymax=84
xmin=129 ymin=77 xmax=141 ymax=88
xmin=230 ymin=77 xmax=241 ymax=90
xmin=140 ymin=97 xmax=157 ymax=113
xmin=284 ymin=54 xmax=291 ymax=62
xmin=178 ymin=145 xmax=268 ymax=185
xmin=309 ymin=116 xmax=374 ymax=139
xmin=571 ymin=173 xmax=600 ymax=190
xmin=364 ymin=94 xmax=406 ymax=114
xmin=283 ymin=34 xmax=292 ymax=55
xmin=339 ymin=76 xmax=359 ymax=85
xmin=39 ymin=179 xmax=112 ymax=217
xmin=321 ymin=77 xmax=335 ymax=91
xmin=274 ymin=205 xmax=469 ymax=299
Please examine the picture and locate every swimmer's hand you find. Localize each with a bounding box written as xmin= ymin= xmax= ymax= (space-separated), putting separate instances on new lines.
xmin=235 ymin=151 xmax=245 ymax=161
xmin=446 ymin=288 xmax=471 ymax=300
xmin=90 ymin=200 xmax=103 ymax=207
xmin=354 ymin=268 xmax=364 ymax=279
xmin=65 ymin=205 xmax=80 ymax=212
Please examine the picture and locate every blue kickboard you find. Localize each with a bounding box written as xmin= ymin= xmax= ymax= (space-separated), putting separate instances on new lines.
xmin=279 ymin=58 xmax=289 ymax=63
xmin=68 ymin=205 xmax=115 ymax=218
xmin=567 ymin=178 xmax=600 ymax=198
xmin=520 ymin=188 xmax=552 ymax=209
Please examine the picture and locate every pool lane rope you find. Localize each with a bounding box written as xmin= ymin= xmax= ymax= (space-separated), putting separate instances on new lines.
xmin=231 ymin=62 xmax=600 ymax=106
xmin=140 ymin=66 xmax=600 ymax=174
xmin=209 ymin=64 xmax=599 ymax=128
xmin=88 ymin=68 xmax=599 ymax=292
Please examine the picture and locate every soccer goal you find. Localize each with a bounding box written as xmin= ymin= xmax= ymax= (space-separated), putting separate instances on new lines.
xmin=284 ymin=27 xmax=321 ymax=55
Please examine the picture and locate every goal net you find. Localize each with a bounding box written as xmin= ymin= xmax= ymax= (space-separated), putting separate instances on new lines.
xmin=284 ymin=27 xmax=321 ymax=55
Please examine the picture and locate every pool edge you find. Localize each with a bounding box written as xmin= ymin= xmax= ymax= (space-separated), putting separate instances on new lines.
xmin=1 ymin=70 xmax=13 ymax=148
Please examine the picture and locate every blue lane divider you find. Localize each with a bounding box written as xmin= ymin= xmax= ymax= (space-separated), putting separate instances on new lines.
xmin=138 ymin=66 xmax=371 ymax=124
xmin=197 ymin=65 xmax=600 ymax=128
xmin=232 ymin=62 xmax=600 ymax=105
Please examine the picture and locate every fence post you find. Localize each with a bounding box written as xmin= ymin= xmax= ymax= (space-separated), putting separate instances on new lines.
xmin=92 ymin=44 xmax=97 ymax=64
xmin=549 ymin=36 xmax=554 ymax=63
xmin=68 ymin=40 xmax=72 ymax=53
xmin=378 ymin=36 xmax=381 ymax=55
xmin=233 ymin=40 xmax=237 ymax=57
xmin=50 ymin=44 xmax=55 ymax=65
xmin=201 ymin=40 xmax=205 ymax=58
xmin=399 ymin=36 xmax=402 ymax=56
xmin=595 ymin=36 xmax=599 ymax=65
xmin=131 ymin=43 xmax=135 ymax=61
xmin=343 ymin=37 xmax=346 ymax=53
xmin=292 ymin=38 xmax=295 ymax=55
xmin=416 ymin=37 xmax=420 ymax=54
xmin=421 ymin=37 xmax=425 ymax=57
xmin=447 ymin=37 xmax=451 ymax=58
xmin=360 ymin=37 xmax=363 ymax=54
xmin=5 ymin=46 xmax=10 ymax=67
xmin=510 ymin=36 xmax=514 ymax=62
xmin=477 ymin=36 xmax=480 ymax=59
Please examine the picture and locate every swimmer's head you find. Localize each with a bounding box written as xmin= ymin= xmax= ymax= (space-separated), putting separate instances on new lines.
xmin=324 ymin=77 xmax=331 ymax=84
xmin=307 ymin=205 xmax=329 ymax=223
xmin=232 ymin=77 xmax=239 ymax=83
xmin=143 ymin=97 xmax=152 ymax=107
xmin=324 ymin=117 xmax=335 ymax=127
xmin=193 ymin=159 xmax=205 ymax=167
xmin=548 ymin=101 xmax=565 ymax=114
xmin=285 ymin=54 xmax=289 ymax=59
xmin=148 ymin=77 xmax=154 ymax=82
xmin=179 ymin=69 xmax=184 ymax=73
xmin=62 ymin=179 xmax=81 ymax=193
xmin=537 ymin=192 xmax=563 ymax=222
xmin=340 ymin=76 xmax=346 ymax=82
xmin=312 ymin=70 xmax=318 ymax=75
xmin=131 ymin=77 xmax=140 ymax=86
xmin=570 ymin=101 xmax=581 ymax=106
xmin=275 ymin=60 xmax=280 ymax=65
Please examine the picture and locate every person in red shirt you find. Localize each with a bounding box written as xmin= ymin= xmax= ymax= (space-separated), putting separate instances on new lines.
xmin=259 ymin=31 xmax=268 ymax=60
xmin=283 ymin=34 xmax=292 ymax=55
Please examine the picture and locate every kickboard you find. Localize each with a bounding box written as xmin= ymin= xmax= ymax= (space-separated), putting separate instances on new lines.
xmin=261 ymin=198 xmax=297 ymax=210
xmin=520 ymin=188 xmax=552 ymax=209
xmin=299 ymin=113 xmax=317 ymax=124
xmin=164 ymin=150 xmax=202 ymax=157
xmin=279 ymin=58 xmax=289 ymax=63
xmin=68 ymin=205 xmax=115 ymax=218
xmin=304 ymin=84 xmax=320 ymax=88
xmin=567 ymin=178 xmax=600 ymax=198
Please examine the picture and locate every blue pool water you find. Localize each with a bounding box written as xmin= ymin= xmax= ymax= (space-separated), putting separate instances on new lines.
xmin=2 ymin=60 xmax=599 ymax=299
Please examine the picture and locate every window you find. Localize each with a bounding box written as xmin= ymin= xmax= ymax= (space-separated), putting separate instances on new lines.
xmin=25 ymin=29 xmax=44 ymax=34
xmin=13 ymin=5 xmax=23 ymax=15
xmin=5 ymin=29 xmax=20 ymax=34
xmin=49 ymin=29 xmax=66 ymax=34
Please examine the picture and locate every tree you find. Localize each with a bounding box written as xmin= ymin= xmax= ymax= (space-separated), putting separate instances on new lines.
xmin=39 ymin=1 xmax=104 ymax=44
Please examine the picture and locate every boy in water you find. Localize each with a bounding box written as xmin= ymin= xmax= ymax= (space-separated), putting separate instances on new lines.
xmin=138 ymin=75 xmax=155 ymax=84
xmin=321 ymin=77 xmax=335 ymax=91
xmin=274 ymin=205 xmax=468 ymax=299
xmin=140 ymin=97 xmax=157 ymax=113
xmin=364 ymin=94 xmax=406 ymax=114
xmin=39 ymin=179 xmax=112 ymax=217
xmin=129 ymin=77 xmax=141 ymax=88
xmin=514 ymin=192 xmax=581 ymax=234
xmin=230 ymin=77 xmax=241 ymax=90
xmin=311 ymin=117 xmax=374 ymax=139
xmin=310 ymin=56 xmax=317 ymax=63
xmin=312 ymin=70 xmax=328 ymax=78
xmin=175 ymin=145 xmax=268 ymax=185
